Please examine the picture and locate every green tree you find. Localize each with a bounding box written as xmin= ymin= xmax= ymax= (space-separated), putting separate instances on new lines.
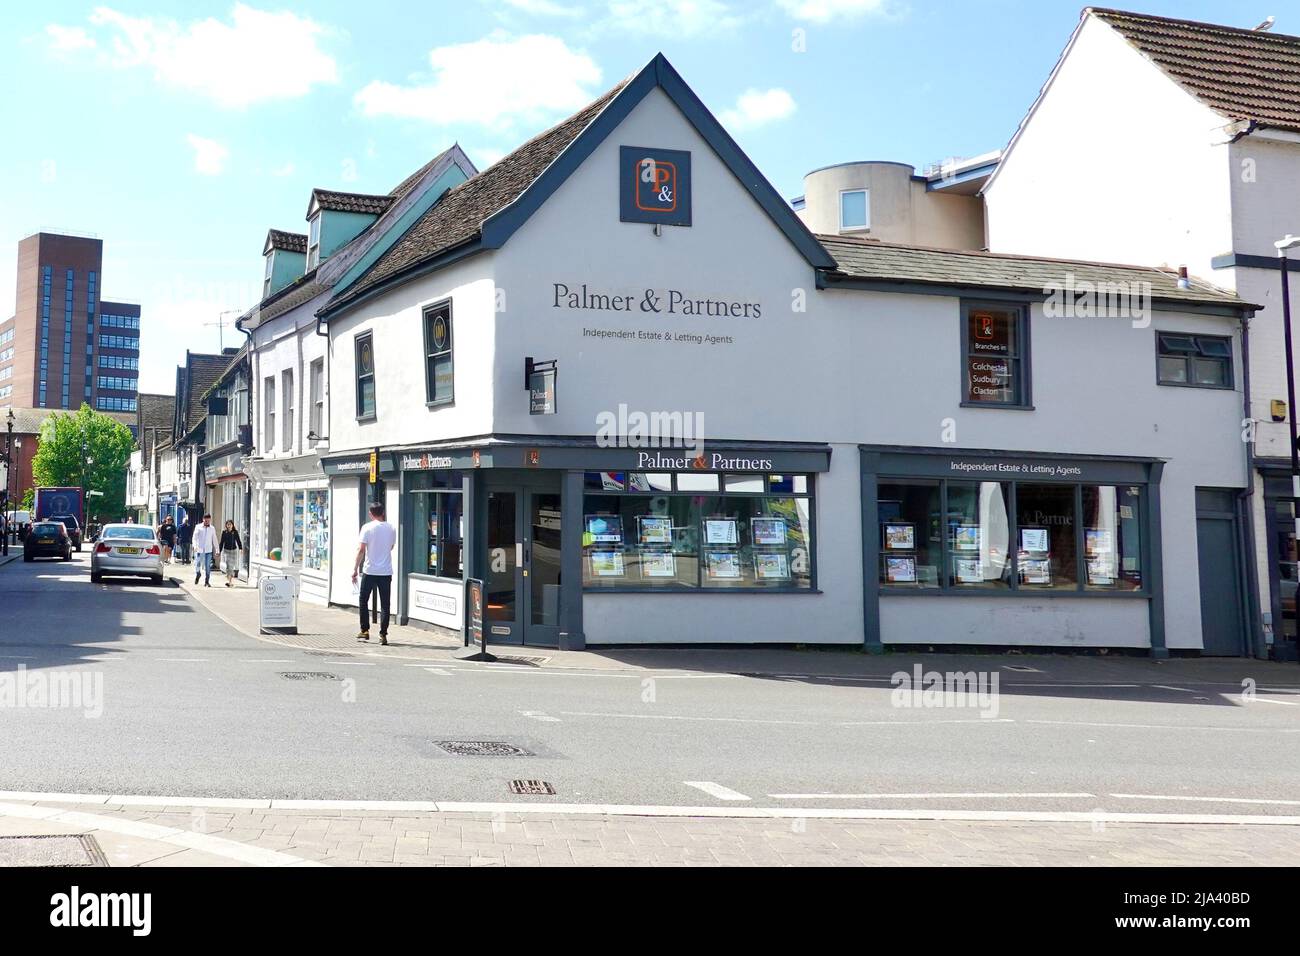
xmin=31 ymin=405 xmax=135 ymax=522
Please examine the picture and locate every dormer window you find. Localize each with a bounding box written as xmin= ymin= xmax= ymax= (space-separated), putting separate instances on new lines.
xmin=307 ymin=214 xmax=321 ymax=270
xmin=263 ymin=252 xmax=274 ymax=298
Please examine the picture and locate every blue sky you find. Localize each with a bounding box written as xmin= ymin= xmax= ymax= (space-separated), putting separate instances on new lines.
xmin=0 ymin=0 xmax=1268 ymax=393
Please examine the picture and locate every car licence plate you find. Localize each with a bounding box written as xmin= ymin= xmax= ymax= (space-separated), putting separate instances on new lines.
xmin=38 ymin=538 xmax=53 ymax=544
xmin=118 ymin=547 xmax=141 ymax=554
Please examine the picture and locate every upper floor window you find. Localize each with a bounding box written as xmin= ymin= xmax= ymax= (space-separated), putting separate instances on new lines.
xmin=307 ymin=215 xmax=321 ymax=270
xmin=962 ymin=302 xmax=1030 ymax=408
xmin=355 ymin=332 xmax=376 ymax=420
xmin=263 ymin=375 xmax=276 ymax=450
xmin=263 ymin=252 xmax=274 ymax=298
xmin=309 ymin=358 xmax=324 ymax=446
xmin=840 ymin=189 xmax=869 ymax=231
xmin=282 ymin=368 xmax=294 ymax=451
xmin=1156 ymin=333 xmax=1233 ymax=389
xmin=423 ymin=301 xmax=454 ymax=406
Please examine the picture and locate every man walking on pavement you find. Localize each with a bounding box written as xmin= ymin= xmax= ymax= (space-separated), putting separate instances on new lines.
xmin=192 ymin=513 xmax=217 ymax=587
xmin=176 ymin=513 xmax=193 ymax=564
xmin=352 ymin=502 xmax=396 ymax=645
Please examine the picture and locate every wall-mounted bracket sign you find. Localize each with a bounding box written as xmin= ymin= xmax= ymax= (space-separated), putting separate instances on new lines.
xmin=525 ymin=356 xmax=557 ymax=415
xmin=620 ymin=146 xmax=692 ymax=227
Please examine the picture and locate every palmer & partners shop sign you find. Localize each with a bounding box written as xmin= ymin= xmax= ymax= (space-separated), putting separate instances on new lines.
xmin=552 ymin=281 xmax=761 ymax=348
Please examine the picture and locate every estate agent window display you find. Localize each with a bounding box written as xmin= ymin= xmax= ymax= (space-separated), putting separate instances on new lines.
xmin=962 ymin=302 xmax=1030 ymax=408
xmin=878 ymin=478 xmax=1144 ymax=595
xmin=582 ymin=472 xmax=815 ymax=591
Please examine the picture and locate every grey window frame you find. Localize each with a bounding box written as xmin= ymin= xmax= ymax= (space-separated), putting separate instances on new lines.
xmin=960 ymin=300 xmax=1033 ymax=410
xmin=422 ymin=299 xmax=454 ymax=407
xmin=1155 ymin=332 xmax=1234 ymax=390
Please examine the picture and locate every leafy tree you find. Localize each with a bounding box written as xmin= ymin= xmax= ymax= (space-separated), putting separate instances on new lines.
xmin=31 ymin=405 xmax=135 ymax=522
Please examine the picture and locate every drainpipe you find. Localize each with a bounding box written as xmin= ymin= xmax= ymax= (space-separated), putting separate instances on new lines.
xmin=1238 ymin=311 xmax=1264 ymax=657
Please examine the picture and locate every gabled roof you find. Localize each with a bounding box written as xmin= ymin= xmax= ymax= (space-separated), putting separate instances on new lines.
xmin=1089 ymin=7 xmax=1300 ymax=134
xmin=319 ymin=53 xmax=836 ymax=319
xmin=176 ymin=351 xmax=234 ymax=439
xmin=819 ymin=235 xmax=1252 ymax=309
xmin=136 ymin=393 xmax=175 ymax=459
xmin=265 ymin=229 xmax=307 ymax=255
xmin=237 ymin=268 xmax=324 ymax=333
xmin=309 ymin=189 xmax=392 ymax=217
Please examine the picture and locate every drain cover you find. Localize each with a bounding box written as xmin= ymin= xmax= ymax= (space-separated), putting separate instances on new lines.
xmin=509 ymin=779 xmax=556 ymax=795
xmin=436 ymin=740 xmax=534 ymax=757
xmin=279 ymin=671 xmax=341 ymax=681
xmin=0 ymin=835 xmax=107 ymax=867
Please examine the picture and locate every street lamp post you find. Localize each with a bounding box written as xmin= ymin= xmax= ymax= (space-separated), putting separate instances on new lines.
xmin=1275 ymin=234 xmax=1300 ymax=662
xmin=3 ymin=408 xmax=13 ymax=556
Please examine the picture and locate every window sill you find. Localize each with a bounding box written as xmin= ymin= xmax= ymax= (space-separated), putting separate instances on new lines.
xmin=959 ymin=401 xmax=1036 ymax=411
xmin=880 ymin=586 xmax=1148 ymax=599
xmin=584 ymin=587 xmax=822 ymax=595
xmin=355 ymin=414 xmax=377 ymax=423
xmin=425 ymin=399 xmax=455 ymax=409
xmin=1156 ymin=381 xmax=1233 ymax=391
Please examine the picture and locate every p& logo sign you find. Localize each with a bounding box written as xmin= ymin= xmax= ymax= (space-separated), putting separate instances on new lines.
xmin=620 ymin=146 xmax=691 ymax=227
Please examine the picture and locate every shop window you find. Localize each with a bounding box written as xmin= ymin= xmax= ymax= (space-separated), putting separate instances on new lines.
xmin=290 ymin=491 xmax=305 ymax=566
xmin=1014 ymin=484 xmax=1076 ymax=589
xmin=304 ymin=489 xmax=330 ymax=571
xmin=1156 ymin=333 xmax=1232 ymax=388
xmin=948 ymin=481 xmax=1012 ymax=588
xmin=412 ymin=491 xmax=464 ymax=579
xmin=265 ymin=492 xmax=285 ymax=561
xmin=963 ymin=303 xmax=1028 ymax=407
xmin=581 ymin=473 xmax=814 ymax=590
xmin=1082 ymin=485 xmax=1142 ymax=591
xmin=354 ymin=332 xmax=376 ymax=419
xmin=423 ymin=301 xmax=453 ymax=406
xmin=878 ymin=482 xmax=941 ymax=587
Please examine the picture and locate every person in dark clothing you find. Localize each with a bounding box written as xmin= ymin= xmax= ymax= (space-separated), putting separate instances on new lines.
xmin=176 ymin=514 xmax=193 ymax=564
xmin=157 ymin=516 xmax=178 ymax=563
xmin=220 ymin=520 xmax=243 ymax=587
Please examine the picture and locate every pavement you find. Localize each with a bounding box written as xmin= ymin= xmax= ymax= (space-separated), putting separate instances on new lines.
xmin=3 ymin=550 xmax=1300 ymax=867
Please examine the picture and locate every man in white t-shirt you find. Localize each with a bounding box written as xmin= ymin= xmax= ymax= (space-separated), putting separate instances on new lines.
xmin=352 ymin=502 xmax=397 ymax=644
xmin=191 ymin=513 xmax=218 ymax=587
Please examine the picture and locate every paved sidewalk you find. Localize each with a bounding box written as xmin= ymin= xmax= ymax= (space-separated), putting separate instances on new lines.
xmin=2 ymin=798 xmax=1298 ymax=866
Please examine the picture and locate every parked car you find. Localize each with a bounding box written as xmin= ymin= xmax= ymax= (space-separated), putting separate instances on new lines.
xmin=23 ymin=521 xmax=73 ymax=562
xmin=91 ymin=523 xmax=164 ymax=584
xmin=49 ymin=514 xmax=83 ymax=551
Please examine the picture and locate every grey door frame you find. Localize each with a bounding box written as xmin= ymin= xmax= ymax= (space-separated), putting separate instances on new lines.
xmin=1195 ymin=488 xmax=1250 ymax=657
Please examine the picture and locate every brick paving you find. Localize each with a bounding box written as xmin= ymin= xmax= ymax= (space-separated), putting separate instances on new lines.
xmin=4 ymin=800 xmax=1298 ymax=866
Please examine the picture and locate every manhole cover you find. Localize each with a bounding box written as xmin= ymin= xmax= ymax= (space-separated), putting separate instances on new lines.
xmin=0 ymin=835 xmax=107 ymax=867
xmin=509 ymin=779 xmax=556 ymax=795
xmin=279 ymin=671 xmax=341 ymax=681
xmin=436 ymin=740 xmax=534 ymax=757
xmin=493 ymin=656 xmax=548 ymax=667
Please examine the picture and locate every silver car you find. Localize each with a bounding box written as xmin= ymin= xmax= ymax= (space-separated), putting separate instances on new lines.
xmin=91 ymin=523 xmax=165 ymax=584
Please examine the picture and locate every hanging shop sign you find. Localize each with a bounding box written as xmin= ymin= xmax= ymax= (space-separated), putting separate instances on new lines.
xmin=620 ymin=146 xmax=692 ymax=226
xmin=526 ymin=357 xmax=557 ymax=415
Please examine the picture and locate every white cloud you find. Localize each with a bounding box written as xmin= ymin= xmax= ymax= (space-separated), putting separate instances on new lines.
xmin=270 ymin=162 xmax=296 ymax=177
xmin=720 ymin=87 xmax=796 ymax=132
xmin=354 ymin=33 xmax=602 ymax=130
xmin=776 ymin=0 xmax=889 ymax=22
xmin=501 ymin=0 xmax=585 ymax=16
xmin=84 ymin=3 xmax=338 ymax=108
xmin=187 ymin=134 xmax=230 ymax=175
xmin=46 ymin=24 xmax=97 ymax=51
xmin=603 ymin=0 xmax=742 ymax=37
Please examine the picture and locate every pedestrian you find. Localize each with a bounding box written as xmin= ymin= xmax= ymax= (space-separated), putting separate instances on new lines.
xmin=177 ymin=513 xmax=192 ymax=564
xmin=220 ymin=519 xmax=243 ymax=587
xmin=352 ymin=502 xmax=396 ymax=645
xmin=157 ymin=515 xmax=177 ymax=563
xmin=192 ymin=513 xmax=217 ymax=587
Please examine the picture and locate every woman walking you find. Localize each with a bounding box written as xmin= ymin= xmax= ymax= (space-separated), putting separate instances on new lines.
xmin=219 ymin=519 xmax=243 ymax=587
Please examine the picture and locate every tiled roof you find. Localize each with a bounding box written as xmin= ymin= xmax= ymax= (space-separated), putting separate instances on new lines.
xmin=2 ymin=406 xmax=52 ymax=434
xmin=1090 ymin=7 xmax=1300 ymax=133
xmin=181 ymin=352 xmax=234 ymax=436
xmin=819 ymin=235 xmax=1249 ymax=307
xmin=327 ymin=78 xmax=630 ymax=311
xmin=266 ymin=229 xmax=307 ymax=254
xmin=238 ymin=268 xmax=324 ymax=331
xmin=310 ymin=189 xmax=392 ymax=216
xmin=136 ymin=392 xmax=175 ymax=458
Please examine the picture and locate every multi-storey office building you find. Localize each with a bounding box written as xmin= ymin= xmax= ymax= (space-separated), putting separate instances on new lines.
xmin=0 ymin=232 xmax=141 ymax=413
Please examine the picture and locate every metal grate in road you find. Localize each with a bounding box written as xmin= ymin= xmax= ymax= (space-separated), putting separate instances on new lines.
xmin=509 ymin=779 xmax=556 ymax=795
xmin=278 ymin=671 xmax=341 ymax=681
xmin=436 ymin=740 xmax=535 ymax=757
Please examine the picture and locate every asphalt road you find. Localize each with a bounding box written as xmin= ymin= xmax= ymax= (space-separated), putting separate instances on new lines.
xmin=2 ymin=550 xmax=1299 ymax=815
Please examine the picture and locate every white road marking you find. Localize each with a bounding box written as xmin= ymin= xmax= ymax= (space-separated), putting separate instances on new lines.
xmin=157 ymin=658 xmax=210 ymax=663
xmin=7 ymin=790 xmax=1300 ymax=825
xmin=520 ymin=710 xmax=560 ymax=722
xmin=239 ymin=659 xmax=295 ymax=663
xmin=560 ymin=710 xmax=818 ymax=725
xmin=768 ymin=791 xmax=1094 ymax=800
xmin=1111 ymin=793 xmax=1300 ymax=807
xmin=337 ymin=661 xmax=376 ymax=666
xmin=423 ymin=667 xmax=453 ymax=676
xmin=684 ymin=781 xmax=752 ymax=801
xmin=1151 ymin=685 xmax=1196 ymax=693
xmin=0 ymin=801 xmax=321 ymax=866
xmin=1025 ymin=719 xmax=1299 ymax=734
xmin=1246 ymin=696 xmax=1300 ymax=707
xmin=835 ymin=718 xmax=1014 ymax=726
